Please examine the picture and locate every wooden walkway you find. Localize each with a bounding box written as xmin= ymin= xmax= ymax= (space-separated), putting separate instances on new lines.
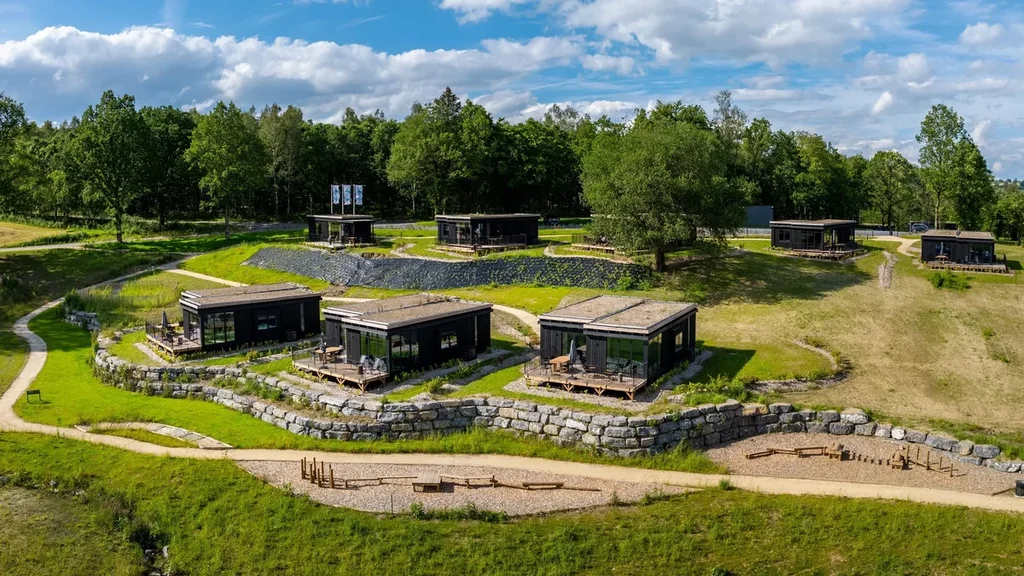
xmin=777 ymin=248 xmax=865 ymax=261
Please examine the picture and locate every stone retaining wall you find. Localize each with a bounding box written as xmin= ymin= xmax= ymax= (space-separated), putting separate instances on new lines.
xmin=91 ymin=340 xmax=1019 ymax=472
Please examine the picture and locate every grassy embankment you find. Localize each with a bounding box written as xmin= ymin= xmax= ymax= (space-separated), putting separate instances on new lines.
xmin=1 ymin=434 xmax=1024 ymax=575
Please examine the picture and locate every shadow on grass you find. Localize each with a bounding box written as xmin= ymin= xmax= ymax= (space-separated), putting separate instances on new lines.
xmin=689 ymin=345 xmax=755 ymax=384
xmin=663 ymin=247 xmax=876 ymax=305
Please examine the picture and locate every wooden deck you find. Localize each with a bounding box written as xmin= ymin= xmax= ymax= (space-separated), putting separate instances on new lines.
xmin=292 ymin=357 xmax=388 ymax=391
xmin=925 ymin=261 xmax=1010 ymax=274
xmin=523 ymin=366 xmax=648 ymax=401
xmin=570 ymin=243 xmax=617 ymax=254
xmin=145 ymin=334 xmax=202 ymax=355
xmin=776 ymin=247 xmax=865 ymax=261
xmin=305 ymin=240 xmax=375 ymax=251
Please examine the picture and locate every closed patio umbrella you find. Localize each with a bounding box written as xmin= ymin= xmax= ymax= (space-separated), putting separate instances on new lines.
xmin=567 ymin=338 xmax=577 ymax=377
xmin=161 ymin=311 xmax=170 ymax=336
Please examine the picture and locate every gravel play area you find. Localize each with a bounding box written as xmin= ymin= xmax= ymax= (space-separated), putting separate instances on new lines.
xmin=707 ymin=433 xmax=1017 ymax=495
xmin=239 ymin=461 xmax=686 ymax=516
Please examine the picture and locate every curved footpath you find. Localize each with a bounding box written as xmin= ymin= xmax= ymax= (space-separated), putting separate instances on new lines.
xmin=875 ymin=235 xmax=918 ymax=257
xmin=2 ymin=272 xmax=1024 ymax=514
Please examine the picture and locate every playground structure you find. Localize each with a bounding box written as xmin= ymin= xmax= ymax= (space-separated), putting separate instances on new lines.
xmin=299 ymin=458 xmax=601 ymax=493
xmin=746 ymin=442 xmax=963 ymax=478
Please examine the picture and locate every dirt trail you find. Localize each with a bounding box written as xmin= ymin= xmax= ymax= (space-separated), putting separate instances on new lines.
xmin=874 ymin=235 xmax=917 ymax=257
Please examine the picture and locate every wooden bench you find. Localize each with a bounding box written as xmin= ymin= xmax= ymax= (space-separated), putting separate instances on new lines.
xmin=412 ymin=475 xmax=442 ymax=493
xmin=25 ymin=390 xmax=41 ymax=403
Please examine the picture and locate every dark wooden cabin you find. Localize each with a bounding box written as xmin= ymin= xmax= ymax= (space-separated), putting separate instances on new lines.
xmin=303 ymin=294 xmax=492 ymax=387
xmin=147 ymin=283 xmax=322 ymax=355
xmin=531 ymin=296 xmax=697 ymax=400
xmin=307 ymin=214 xmax=376 ymax=246
xmin=921 ymin=230 xmax=996 ymax=264
xmin=435 ymin=214 xmax=540 ymax=247
xmin=770 ymin=220 xmax=858 ymax=252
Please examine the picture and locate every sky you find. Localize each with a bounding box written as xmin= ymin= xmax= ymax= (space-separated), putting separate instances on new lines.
xmin=1 ymin=0 xmax=1022 ymax=176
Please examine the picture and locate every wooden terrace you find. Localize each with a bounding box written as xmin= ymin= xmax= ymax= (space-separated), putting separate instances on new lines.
xmin=925 ymin=261 xmax=1010 ymax=274
xmin=775 ymin=247 xmax=865 ymax=261
xmin=522 ymin=360 xmax=648 ymax=401
xmin=144 ymin=322 xmax=202 ymax=356
xmin=292 ymin=350 xmax=388 ymax=391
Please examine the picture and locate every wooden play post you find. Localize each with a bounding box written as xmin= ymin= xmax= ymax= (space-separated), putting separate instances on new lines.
xmin=301 ymin=457 xmax=307 ymax=480
xmin=330 ymin=466 xmax=336 ymax=489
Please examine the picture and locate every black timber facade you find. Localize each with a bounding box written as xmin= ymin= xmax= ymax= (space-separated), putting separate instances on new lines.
xmin=538 ymin=296 xmax=697 ymax=384
xmin=921 ymin=230 xmax=997 ymax=264
xmin=307 ymin=214 xmax=376 ymax=245
xmin=179 ymin=284 xmax=322 ymax=353
xmin=770 ymin=219 xmax=857 ymax=251
xmin=435 ymin=214 xmax=540 ymax=247
xmin=323 ymin=295 xmax=492 ymax=375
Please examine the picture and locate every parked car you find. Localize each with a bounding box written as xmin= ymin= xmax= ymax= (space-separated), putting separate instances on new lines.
xmin=909 ymin=222 xmax=931 ymax=233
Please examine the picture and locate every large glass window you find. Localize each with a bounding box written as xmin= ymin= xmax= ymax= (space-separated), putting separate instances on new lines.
xmin=675 ymin=329 xmax=687 ymax=355
xmin=560 ymin=331 xmax=585 ymax=357
xmin=360 ymin=332 xmax=387 ymax=359
xmin=441 ymin=331 xmax=458 ymax=350
xmin=607 ymin=337 xmax=644 ymax=377
xmin=202 ymin=312 xmax=235 ymax=345
xmin=648 ymin=334 xmax=662 ymax=376
xmin=390 ymin=332 xmax=420 ymax=371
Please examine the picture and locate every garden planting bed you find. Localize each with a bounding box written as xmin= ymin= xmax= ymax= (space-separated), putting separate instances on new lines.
xmin=243 ymin=247 xmax=655 ymax=290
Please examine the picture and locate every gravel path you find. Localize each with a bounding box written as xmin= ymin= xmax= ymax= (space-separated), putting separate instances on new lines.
xmin=707 ymin=433 xmax=1016 ymax=495
xmin=239 ymin=460 xmax=687 ymax=515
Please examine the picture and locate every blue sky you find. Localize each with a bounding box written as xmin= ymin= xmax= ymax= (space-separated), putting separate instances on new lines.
xmin=2 ymin=0 xmax=1023 ymax=176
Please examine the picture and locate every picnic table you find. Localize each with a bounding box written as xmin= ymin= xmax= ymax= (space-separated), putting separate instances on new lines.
xmin=549 ymin=355 xmax=570 ymax=372
xmin=412 ymin=474 xmax=442 ymax=493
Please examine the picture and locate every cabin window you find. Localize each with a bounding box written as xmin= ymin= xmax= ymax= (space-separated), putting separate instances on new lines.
xmin=256 ymin=314 xmax=278 ymax=331
xmin=390 ymin=332 xmax=420 ymax=371
xmin=607 ymin=337 xmax=644 ymax=376
xmin=202 ymin=312 xmax=235 ymax=345
xmin=560 ymin=331 xmax=585 ymax=357
xmin=442 ymin=223 xmax=449 ymax=236
xmin=778 ymin=229 xmax=790 ymax=242
xmin=441 ymin=331 xmax=458 ymax=350
xmin=648 ymin=334 xmax=663 ymax=377
xmin=360 ymin=332 xmax=387 ymax=359
xmin=675 ymin=330 xmax=687 ymax=354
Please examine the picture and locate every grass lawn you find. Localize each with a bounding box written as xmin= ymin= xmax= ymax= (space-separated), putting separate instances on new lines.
xmin=0 ymin=221 xmax=76 ymax=247
xmin=106 ymin=331 xmax=160 ymax=366
xmin=0 ymin=486 xmax=145 ymax=576
xmin=0 ymin=330 xmax=29 ymax=395
xmin=88 ymin=229 xmax=305 ymax=253
xmin=374 ymin=227 xmax=436 ymax=238
xmin=14 ymin=307 xmax=722 ymax=472
xmin=91 ymin=427 xmax=194 ymax=448
xmin=693 ymin=341 xmax=833 ymax=383
xmin=2 ymin=434 xmax=1024 ymax=575
xmin=179 ymin=244 xmax=331 ymax=290
xmin=71 ymin=270 xmax=224 ymax=330
xmin=0 ymin=248 xmax=175 ymax=327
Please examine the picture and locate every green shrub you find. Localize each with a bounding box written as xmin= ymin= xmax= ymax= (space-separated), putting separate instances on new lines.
xmin=929 ymin=271 xmax=969 ymax=291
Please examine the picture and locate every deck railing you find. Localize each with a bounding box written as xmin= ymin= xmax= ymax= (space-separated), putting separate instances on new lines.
xmin=522 ymin=357 xmax=647 ymax=388
xmin=145 ymin=322 xmax=202 ymax=353
xmin=438 ymin=233 xmax=527 ymax=247
xmin=307 ymin=233 xmax=376 ymax=246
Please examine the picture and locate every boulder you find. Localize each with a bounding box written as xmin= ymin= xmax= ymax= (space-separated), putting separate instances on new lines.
xmin=874 ymin=424 xmax=892 ymax=439
xmin=829 ymin=422 xmax=854 ymax=435
xmin=903 ymin=429 xmax=927 ymax=444
xmin=839 ymin=408 xmax=870 ymax=425
xmin=957 ymin=440 xmax=975 ymax=457
xmin=924 ymin=433 xmax=958 ymax=452
xmin=768 ymin=403 xmax=793 ymax=414
xmin=973 ymin=444 xmax=1001 ymax=459
xmin=891 ymin=427 xmax=906 ymax=440
xmin=818 ymin=410 xmax=840 ymax=424
xmin=854 ymin=423 xmax=876 ymax=436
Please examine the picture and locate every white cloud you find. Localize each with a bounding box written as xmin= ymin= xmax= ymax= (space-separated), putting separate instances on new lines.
xmin=579 ymin=53 xmax=635 ymax=75
xmin=972 ymin=119 xmax=992 ymax=146
xmin=896 ymin=52 xmax=932 ymax=83
xmin=557 ymin=0 xmax=914 ymax=67
xmin=0 ymin=26 xmax=616 ymax=122
xmin=439 ymin=0 xmax=532 ymax=23
xmin=871 ymin=91 xmax=894 ymax=115
xmin=959 ymin=22 xmax=1003 ymax=45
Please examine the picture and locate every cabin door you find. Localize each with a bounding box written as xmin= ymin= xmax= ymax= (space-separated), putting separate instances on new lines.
xmin=589 ymin=338 xmax=607 ymax=373
xmin=346 ymin=329 xmax=361 ymax=363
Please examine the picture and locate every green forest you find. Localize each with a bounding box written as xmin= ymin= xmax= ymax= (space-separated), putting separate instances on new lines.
xmin=1 ymin=87 xmax=1023 ymax=247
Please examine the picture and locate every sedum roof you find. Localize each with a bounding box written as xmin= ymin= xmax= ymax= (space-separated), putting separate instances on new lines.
xmin=921 ymin=229 xmax=995 ymax=241
xmin=540 ymin=295 xmax=696 ymax=336
xmin=324 ymin=293 xmax=491 ymax=329
xmin=180 ymin=283 xmax=319 ymax=310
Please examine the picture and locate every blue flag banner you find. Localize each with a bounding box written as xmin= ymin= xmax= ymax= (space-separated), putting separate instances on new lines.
xmin=342 ymin=184 xmax=352 ymax=206
xmin=354 ymin=184 xmax=364 ymax=206
xmin=330 ymin=184 xmax=340 ymax=205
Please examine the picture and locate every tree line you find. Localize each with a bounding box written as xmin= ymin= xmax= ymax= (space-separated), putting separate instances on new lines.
xmin=0 ymin=87 xmax=1017 ymax=251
